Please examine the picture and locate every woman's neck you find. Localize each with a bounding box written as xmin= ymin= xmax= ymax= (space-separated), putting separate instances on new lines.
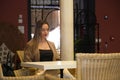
xmin=38 ymin=38 xmax=50 ymax=50
xmin=39 ymin=38 xmax=46 ymax=43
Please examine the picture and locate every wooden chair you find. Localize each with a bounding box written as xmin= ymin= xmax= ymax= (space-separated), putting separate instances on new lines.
xmin=45 ymin=67 xmax=76 ymax=80
xmin=14 ymin=68 xmax=30 ymax=76
xmin=16 ymin=50 xmax=39 ymax=75
xmin=16 ymin=50 xmax=76 ymax=80
xmin=0 ymin=64 xmax=45 ymax=80
xmin=16 ymin=50 xmax=24 ymax=62
xmin=76 ymin=53 xmax=120 ymax=80
xmin=45 ymin=73 xmax=76 ymax=80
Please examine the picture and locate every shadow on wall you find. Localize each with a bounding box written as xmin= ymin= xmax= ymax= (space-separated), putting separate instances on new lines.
xmin=0 ymin=22 xmax=25 ymax=53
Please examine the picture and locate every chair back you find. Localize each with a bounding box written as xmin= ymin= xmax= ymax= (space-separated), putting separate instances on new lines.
xmin=76 ymin=53 xmax=120 ymax=80
xmin=0 ymin=64 xmax=3 ymax=77
xmin=17 ymin=50 xmax=24 ymax=62
xmin=0 ymin=64 xmax=45 ymax=80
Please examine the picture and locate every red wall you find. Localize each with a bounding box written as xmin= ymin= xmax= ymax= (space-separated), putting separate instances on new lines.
xmin=0 ymin=0 xmax=28 ymax=42
xmin=96 ymin=0 xmax=120 ymax=52
xmin=1 ymin=0 xmax=120 ymax=53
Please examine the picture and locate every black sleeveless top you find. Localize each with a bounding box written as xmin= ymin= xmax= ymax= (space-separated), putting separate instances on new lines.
xmin=39 ymin=49 xmax=53 ymax=61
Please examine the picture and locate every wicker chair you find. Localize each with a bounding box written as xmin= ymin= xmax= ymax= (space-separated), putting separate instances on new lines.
xmin=0 ymin=64 xmax=45 ymax=80
xmin=76 ymin=53 xmax=120 ymax=80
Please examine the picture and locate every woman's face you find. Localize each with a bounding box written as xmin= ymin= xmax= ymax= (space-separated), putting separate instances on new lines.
xmin=41 ymin=24 xmax=49 ymax=39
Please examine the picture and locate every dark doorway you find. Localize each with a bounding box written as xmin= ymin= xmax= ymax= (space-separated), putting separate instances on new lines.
xmin=74 ymin=0 xmax=96 ymax=53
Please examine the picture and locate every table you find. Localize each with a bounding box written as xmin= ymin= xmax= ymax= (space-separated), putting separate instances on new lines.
xmin=21 ymin=61 xmax=76 ymax=78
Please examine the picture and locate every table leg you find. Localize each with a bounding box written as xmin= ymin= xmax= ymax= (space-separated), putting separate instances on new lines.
xmin=60 ymin=69 xmax=63 ymax=78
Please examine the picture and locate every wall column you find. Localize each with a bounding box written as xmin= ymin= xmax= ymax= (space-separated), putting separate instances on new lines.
xmin=60 ymin=0 xmax=74 ymax=60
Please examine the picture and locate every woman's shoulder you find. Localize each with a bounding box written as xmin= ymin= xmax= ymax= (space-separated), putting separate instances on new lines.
xmin=26 ymin=39 xmax=34 ymax=47
xmin=47 ymin=40 xmax=56 ymax=48
xmin=47 ymin=40 xmax=57 ymax=51
xmin=47 ymin=40 xmax=54 ymax=45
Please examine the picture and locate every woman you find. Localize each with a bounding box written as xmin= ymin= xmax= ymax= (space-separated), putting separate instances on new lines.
xmin=24 ymin=20 xmax=58 ymax=62
xmin=24 ymin=20 xmax=75 ymax=79
xmin=24 ymin=20 xmax=59 ymax=76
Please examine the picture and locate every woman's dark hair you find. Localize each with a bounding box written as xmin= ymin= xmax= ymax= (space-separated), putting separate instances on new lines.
xmin=26 ymin=20 xmax=50 ymax=58
xmin=33 ymin=20 xmax=49 ymax=41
